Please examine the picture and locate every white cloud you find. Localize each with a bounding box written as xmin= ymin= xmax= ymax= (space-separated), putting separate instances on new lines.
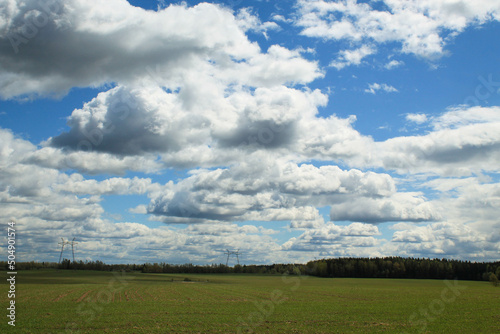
xmin=24 ymin=146 xmax=163 ymax=175
xmin=290 ymin=215 xmax=326 ymax=229
xmin=0 ymin=0 xmax=320 ymax=99
xmin=48 ymin=85 xmax=210 ymax=156
xmin=0 ymin=127 xmax=289 ymax=264
xmin=364 ymin=83 xmax=398 ymax=94
xmin=53 ymin=176 xmax=159 ymax=196
xmin=424 ymin=177 xmax=500 ymax=229
xmin=406 ymin=113 xmax=428 ymax=124
xmin=297 ymin=114 xmax=374 ymax=161
xmin=0 ymin=129 xmax=104 ymax=226
xmin=2 ymin=122 xmax=499 ymax=262
xmin=146 ymin=157 xmax=438 ymax=225
xmin=389 ymin=221 xmax=497 ymax=260
xmin=330 ymin=192 xmax=440 ymax=223
xmin=384 ymin=59 xmax=404 ymax=69
xmin=295 ymin=0 xmax=500 ymax=61
xmin=1 ymin=0 xmax=499 ymax=264
xmin=372 ymin=106 xmax=500 ymax=176
xmin=0 ymin=1 xmax=243 ymax=98
xmin=44 ymin=84 xmax=328 ymax=170
xmin=431 ymin=106 xmax=500 ymax=130
xmin=282 ymin=222 xmax=382 ymax=257
xmin=236 ymin=7 xmax=280 ymax=33
xmin=330 ymin=45 xmax=375 ymax=70
xmin=272 ymin=14 xmax=293 ymax=23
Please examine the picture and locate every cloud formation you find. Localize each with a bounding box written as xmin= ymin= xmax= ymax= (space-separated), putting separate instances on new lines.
xmin=0 ymin=128 xmax=287 ymax=264
xmin=0 ymin=0 xmax=320 ymax=99
xmin=146 ymin=158 xmax=439 ymax=225
xmin=373 ymin=106 xmax=500 ymax=175
xmin=296 ymin=0 xmax=500 ymax=65
xmin=364 ymin=83 xmax=398 ymax=94
xmin=330 ymin=45 xmax=375 ymax=69
xmin=284 ymin=221 xmax=383 ymax=257
xmin=0 ymin=0 xmax=499 ymax=264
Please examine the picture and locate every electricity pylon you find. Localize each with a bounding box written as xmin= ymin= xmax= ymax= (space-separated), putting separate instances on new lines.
xmin=224 ymin=249 xmax=240 ymax=266
xmin=58 ymin=237 xmax=78 ymax=263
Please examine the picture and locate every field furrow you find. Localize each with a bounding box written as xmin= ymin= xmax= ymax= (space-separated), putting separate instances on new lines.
xmin=76 ymin=290 xmax=93 ymax=303
xmin=52 ymin=289 xmax=76 ymax=302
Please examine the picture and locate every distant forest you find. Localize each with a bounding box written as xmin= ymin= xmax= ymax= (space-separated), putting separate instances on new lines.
xmin=4 ymin=257 xmax=500 ymax=283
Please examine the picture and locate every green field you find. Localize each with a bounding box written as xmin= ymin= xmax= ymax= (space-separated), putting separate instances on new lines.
xmin=2 ymin=270 xmax=499 ymax=333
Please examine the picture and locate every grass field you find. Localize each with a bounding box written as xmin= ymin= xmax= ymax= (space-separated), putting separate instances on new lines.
xmin=2 ymin=270 xmax=499 ymax=333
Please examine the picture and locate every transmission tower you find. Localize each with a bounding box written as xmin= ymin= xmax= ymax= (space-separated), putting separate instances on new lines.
xmin=58 ymin=237 xmax=78 ymax=263
xmin=224 ymin=249 xmax=240 ymax=266
xmin=69 ymin=237 xmax=78 ymax=263
xmin=234 ymin=249 xmax=240 ymax=265
xmin=58 ymin=238 xmax=66 ymax=263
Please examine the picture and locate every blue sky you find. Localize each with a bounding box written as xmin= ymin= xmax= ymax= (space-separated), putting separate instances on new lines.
xmin=1 ymin=0 xmax=500 ymax=264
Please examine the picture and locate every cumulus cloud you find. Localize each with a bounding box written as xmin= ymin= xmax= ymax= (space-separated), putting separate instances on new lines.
xmin=52 ymin=176 xmax=159 ymax=196
xmin=2 ymin=120 xmax=499 ymax=262
xmin=272 ymin=14 xmax=293 ymax=24
xmin=330 ymin=192 xmax=440 ymax=223
xmin=364 ymin=83 xmax=398 ymax=94
xmin=406 ymin=113 xmax=428 ymax=124
xmin=389 ymin=221 xmax=497 ymax=260
xmin=295 ymin=0 xmax=500 ymax=61
xmin=330 ymin=45 xmax=375 ymax=70
xmin=146 ymin=157 xmax=438 ymax=225
xmin=384 ymin=59 xmax=404 ymax=70
xmin=49 ymin=85 xmax=210 ymax=155
xmin=424 ymin=177 xmax=500 ymax=229
xmin=291 ymin=105 xmax=500 ymax=177
xmin=431 ymin=105 xmax=500 ymax=130
xmin=283 ymin=222 xmax=382 ymax=257
xmin=1 ymin=0 xmax=499 ymax=264
xmin=0 ymin=129 xmax=104 ymax=226
xmin=0 ymin=0 xmax=320 ymax=99
xmin=236 ymin=7 xmax=280 ymax=34
xmin=23 ymin=146 xmax=163 ymax=175
xmin=372 ymin=106 xmax=500 ymax=175
xmin=0 ymin=127 xmax=288 ymax=264
xmin=45 ymin=84 xmax=332 ymax=169
xmin=0 ymin=1 xmax=241 ymax=97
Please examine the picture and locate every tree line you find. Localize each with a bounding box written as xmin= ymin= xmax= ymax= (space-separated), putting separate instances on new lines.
xmin=3 ymin=257 xmax=499 ymax=283
xmin=304 ymin=257 xmax=500 ymax=282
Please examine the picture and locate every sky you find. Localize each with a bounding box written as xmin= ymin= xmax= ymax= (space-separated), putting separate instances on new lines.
xmin=1 ymin=0 xmax=500 ymax=265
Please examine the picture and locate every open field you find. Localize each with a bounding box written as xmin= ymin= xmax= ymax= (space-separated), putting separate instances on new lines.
xmin=2 ymin=270 xmax=499 ymax=333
